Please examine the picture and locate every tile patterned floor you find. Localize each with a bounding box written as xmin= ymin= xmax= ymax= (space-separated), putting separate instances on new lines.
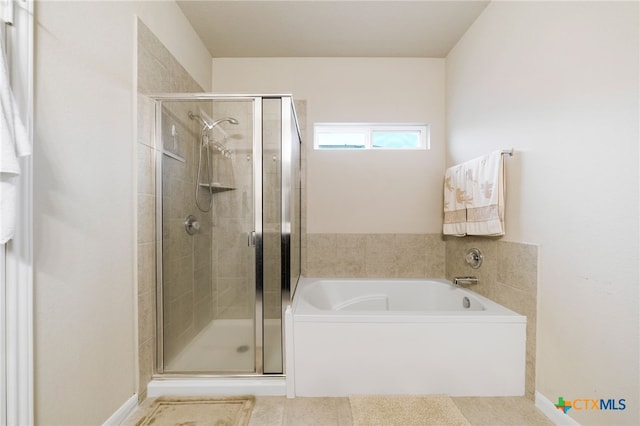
xmin=246 ymin=396 xmax=554 ymax=425
xmin=126 ymin=395 xmax=554 ymax=425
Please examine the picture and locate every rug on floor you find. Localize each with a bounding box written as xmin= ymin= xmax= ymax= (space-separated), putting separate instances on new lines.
xmin=135 ymin=396 xmax=255 ymax=426
xmin=349 ymin=395 xmax=471 ymax=426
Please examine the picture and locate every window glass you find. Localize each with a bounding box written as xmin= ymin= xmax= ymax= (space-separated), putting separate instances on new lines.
xmin=371 ymin=130 xmax=421 ymax=149
xmin=314 ymin=123 xmax=428 ymax=150
xmin=316 ymin=131 xmax=366 ymax=149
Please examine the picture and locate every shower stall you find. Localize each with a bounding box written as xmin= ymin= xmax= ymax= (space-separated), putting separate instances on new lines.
xmin=152 ymin=95 xmax=301 ymax=377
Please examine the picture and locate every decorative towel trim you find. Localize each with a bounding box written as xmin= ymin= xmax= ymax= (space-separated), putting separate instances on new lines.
xmin=467 ymin=205 xmax=501 ymax=222
xmin=444 ymin=209 xmax=466 ymax=224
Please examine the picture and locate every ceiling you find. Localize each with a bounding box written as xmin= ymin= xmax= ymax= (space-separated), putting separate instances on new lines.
xmin=177 ymin=1 xmax=490 ymax=58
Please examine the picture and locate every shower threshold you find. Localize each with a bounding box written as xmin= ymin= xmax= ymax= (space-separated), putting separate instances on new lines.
xmin=146 ymin=376 xmax=286 ymax=398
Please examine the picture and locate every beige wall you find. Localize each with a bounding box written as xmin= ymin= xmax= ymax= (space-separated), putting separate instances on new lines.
xmin=34 ymin=1 xmax=210 ymax=423
xmin=446 ymin=2 xmax=639 ymax=424
xmin=212 ymin=58 xmax=446 ymax=234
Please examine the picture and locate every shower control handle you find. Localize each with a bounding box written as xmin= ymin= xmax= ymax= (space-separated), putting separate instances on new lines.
xmin=465 ymin=248 xmax=483 ymax=269
xmin=185 ymin=215 xmax=200 ymax=235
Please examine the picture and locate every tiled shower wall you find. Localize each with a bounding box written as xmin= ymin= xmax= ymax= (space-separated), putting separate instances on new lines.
xmin=209 ymin=100 xmax=255 ymax=320
xmin=136 ymin=20 xmax=205 ymax=399
xmin=137 ymin=21 xmax=307 ymax=395
xmin=160 ymin=101 xmax=216 ymax=364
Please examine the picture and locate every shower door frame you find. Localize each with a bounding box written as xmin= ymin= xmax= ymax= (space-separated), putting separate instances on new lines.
xmin=151 ymin=94 xmax=299 ymax=377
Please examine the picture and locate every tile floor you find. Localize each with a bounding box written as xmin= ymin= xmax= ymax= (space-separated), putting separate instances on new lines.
xmin=127 ymin=395 xmax=554 ymax=425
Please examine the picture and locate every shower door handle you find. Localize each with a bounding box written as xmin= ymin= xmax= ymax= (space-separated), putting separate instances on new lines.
xmin=248 ymin=231 xmax=256 ymax=247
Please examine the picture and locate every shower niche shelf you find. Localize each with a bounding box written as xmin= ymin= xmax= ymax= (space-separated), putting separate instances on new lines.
xmin=198 ymin=182 xmax=235 ymax=193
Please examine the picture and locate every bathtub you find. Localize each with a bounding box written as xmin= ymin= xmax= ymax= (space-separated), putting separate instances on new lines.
xmin=287 ymin=277 xmax=526 ymax=397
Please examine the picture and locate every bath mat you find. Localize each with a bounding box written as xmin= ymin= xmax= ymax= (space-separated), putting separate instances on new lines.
xmin=349 ymin=395 xmax=470 ymax=426
xmin=135 ymin=396 xmax=255 ymax=426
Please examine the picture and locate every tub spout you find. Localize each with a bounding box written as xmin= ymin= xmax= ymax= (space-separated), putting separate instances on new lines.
xmin=453 ymin=276 xmax=478 ymax=286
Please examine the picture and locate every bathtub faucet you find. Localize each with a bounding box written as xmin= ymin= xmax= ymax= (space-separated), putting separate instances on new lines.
xmin=453 ymin=276 xmax=478 ymax=286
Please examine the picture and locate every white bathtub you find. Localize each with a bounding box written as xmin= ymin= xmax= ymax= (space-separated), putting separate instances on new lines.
xmin=288 ymin=277 xmax=526 ymax=397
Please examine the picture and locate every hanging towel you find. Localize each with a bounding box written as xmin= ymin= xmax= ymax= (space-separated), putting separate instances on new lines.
xmin=464 ymin=150 xmax=505 ymax=236
xmin=443 ymin=163 xmax=469 ymax=236
xmin=0 ymin=44 xmax=31 ymax=244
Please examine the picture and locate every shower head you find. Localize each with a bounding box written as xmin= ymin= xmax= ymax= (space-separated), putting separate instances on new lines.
xmin=208 ymin=117 xmax=239 ymax=129
xmin=188 ymin=111 xmax=238 ymax=130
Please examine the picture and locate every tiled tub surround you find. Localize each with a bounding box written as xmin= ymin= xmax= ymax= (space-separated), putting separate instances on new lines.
xmin=305 ymin=233 xmax=446 ymax=278
xmin=304 ymin=233 xmax=538 ymax=400
xmin=446 ymin=237 xmax=539 ymax=400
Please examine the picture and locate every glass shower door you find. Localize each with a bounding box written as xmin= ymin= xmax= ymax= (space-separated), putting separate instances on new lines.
xmin=262 ymin=98 xmax=282 ymax=374
xmin=156 ymin=97 xmax=258 ymax=373
xmin=261 ymin=96 xmax=301 ymax=374
xmin=153 ymin=94 xmax=300 ymax=376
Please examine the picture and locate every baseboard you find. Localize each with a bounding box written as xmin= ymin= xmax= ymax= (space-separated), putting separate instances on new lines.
xmin=103 ymin=394 xmax=138 ymax=426
xmin=535 ymin=391 xmax=580 ymax=425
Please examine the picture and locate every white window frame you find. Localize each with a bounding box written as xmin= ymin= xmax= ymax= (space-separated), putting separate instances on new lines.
xmin=314 ymin=123 xmax=430 ymax=150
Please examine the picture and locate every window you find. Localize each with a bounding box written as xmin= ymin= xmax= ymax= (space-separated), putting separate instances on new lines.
xmin=314 ymin=123 xmax=429 ymax=150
